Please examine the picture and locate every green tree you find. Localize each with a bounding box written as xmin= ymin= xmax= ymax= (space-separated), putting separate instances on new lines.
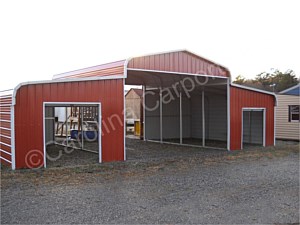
xmin=233 ymin=69 xmax=299 ymax=93
xmin=233 ymin=75 xmax=246 ymax=84
xmin=255 ymin=69 xmax=299 ymax=92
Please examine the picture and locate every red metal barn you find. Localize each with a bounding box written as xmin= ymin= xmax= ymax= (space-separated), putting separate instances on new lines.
xmin=0 ymin=50 xmax=276 ymax=169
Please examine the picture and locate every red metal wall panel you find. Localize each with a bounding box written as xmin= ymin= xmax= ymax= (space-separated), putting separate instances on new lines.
xmin=230 ymin=86 xmax=275 ymax=150
xmin=128 ymin=50 xmax=230 ymax=77
xmin=0 ymin=94 xmax=12 ymax=166
xmin=14 ymin=79 xmax=124 ymax=169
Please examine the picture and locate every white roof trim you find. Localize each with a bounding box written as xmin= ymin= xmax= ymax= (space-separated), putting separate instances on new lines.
xmin=279 ymin=83 xmax=300 ymax=94
xmin=127 ymin=68 xmax=229 ymax=79
xmin=12 ymin=75 xmax=124 ymax=105
xmin=124 ymin=57 xmax=132 ymax=79
xmin=231 ymin=83 xmax=277 ymax=106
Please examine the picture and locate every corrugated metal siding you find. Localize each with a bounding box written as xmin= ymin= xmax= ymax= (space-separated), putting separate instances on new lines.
xmin=144 ymin=89 xmax=160 ymax=140
xmin=230 ymin=86 xmax=275 ymax=150
xmin=145 ymin=89 xmax=227 ymax=142
xmin=207 ymin=93 xmax=227 ymax=141
xmin=182 ymin=95 xmax=191 ymax=138
xmin=162 ymin=90 xmax=181 ymax=139
xmin=0 ymin=91 xmax=12 ymax=166
xmin=128 ymin=51 xmax=229 ymax=77
xmin=52 ymin=60 xmax=126 ymax=80
xmin=14 ymin=79 xmax=124 ymax=169
xmin=144 ymin=89 xmax=191 ymax=140
xmin=190 ymin=91 xmax=227 ymax=141
xmin=190 ymin=93 xmax=203 ymax=138
xmin=276 ymin=95 xmax=300 ymax=140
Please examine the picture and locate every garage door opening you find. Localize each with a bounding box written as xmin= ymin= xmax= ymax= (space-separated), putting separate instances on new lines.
xmin=44 ymin=102 xmax=101 ymax=168
xmin=242 ymin=108 xmax=265 ymax=149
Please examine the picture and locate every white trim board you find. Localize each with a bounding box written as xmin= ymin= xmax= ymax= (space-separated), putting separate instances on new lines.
xmin=274 ymin=107 xmax=276 ymax=146
xmin=227 ymin=79 xmax=231 ymax=151
xmin=123 ymin=78 xmax=126 ymax=161
xmin=143 ymin=85 xmax=146 ymax=141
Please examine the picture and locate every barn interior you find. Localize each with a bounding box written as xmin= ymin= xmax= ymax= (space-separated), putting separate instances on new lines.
xmin=125 ymin=69 xmax=229 ymax=149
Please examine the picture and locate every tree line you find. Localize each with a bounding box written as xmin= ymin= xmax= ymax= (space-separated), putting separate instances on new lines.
xmin=233 ymin=69 xmax=299 ymax=93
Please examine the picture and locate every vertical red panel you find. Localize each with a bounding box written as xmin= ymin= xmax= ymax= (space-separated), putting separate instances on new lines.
xmin=195 ymin=60 xmax=202 ymax=74
xmin=85 ymin=81 xmax=92 ymax=103
xmin=144 ymin=56 xmax=150 ymax=70
xmin=103 ymin=80 xmax=110 ymax=161
xmin=178 ymin=52 xmax=184 ymax=73
xmin=230 ymin=86 xmax=275 ymax=150
xmin=154 ymin=55 xmax=160 ymax=69
xmin=187 ymin=54 xmax=192 ymax=73
xmin=164 ymin=54 xmax=169 ymax=71
xmin=191 ymin=57 xmax=196 ymax=74
xmin=160 ymin=54 xmax=165 ymax=71
xmin=169 ymin=53 xmax=174 ymax=71
xmin=149 ymin=55 xmax=155 ymax=69
xmin=174 ymin=52 xmax=179 ymax=72
xmin=65 ymin=82 xmax=72 ymax=101
xmin=98 ymin=80 xmax=107 ymax=162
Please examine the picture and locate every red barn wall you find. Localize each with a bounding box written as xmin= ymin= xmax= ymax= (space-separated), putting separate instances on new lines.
xmin=230 ymin=86 xmax=275 ymax=150
xmin=14 ymin=79 xmax=124 ymax=169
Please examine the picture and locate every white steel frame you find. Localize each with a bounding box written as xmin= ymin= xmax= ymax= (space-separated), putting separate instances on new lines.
xmin=227 ymin=79 xmax=231 ymax=151
xmin=123 ymin=78 xmax=126 ymax=160
xmin=143 ymin=85 xmax=146 ymax=141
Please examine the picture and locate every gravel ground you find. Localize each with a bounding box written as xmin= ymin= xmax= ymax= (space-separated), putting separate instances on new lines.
xmin=1 ymin=139 xmax=299 ymax=224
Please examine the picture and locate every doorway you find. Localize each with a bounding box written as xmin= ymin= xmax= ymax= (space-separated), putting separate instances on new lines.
xmin=43 ymin=102 xmax=101 ymax=168
xmin=242 ymin=108 xmax=265 ymax=149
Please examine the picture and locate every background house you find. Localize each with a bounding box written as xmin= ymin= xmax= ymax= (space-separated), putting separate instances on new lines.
xmin=125 ymin=88 xmax=143 ymax=136
xmin=276 ymin=84 xmax=300 ymax=141
xmin=125 ymin=88 xmax=142 ymax=121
